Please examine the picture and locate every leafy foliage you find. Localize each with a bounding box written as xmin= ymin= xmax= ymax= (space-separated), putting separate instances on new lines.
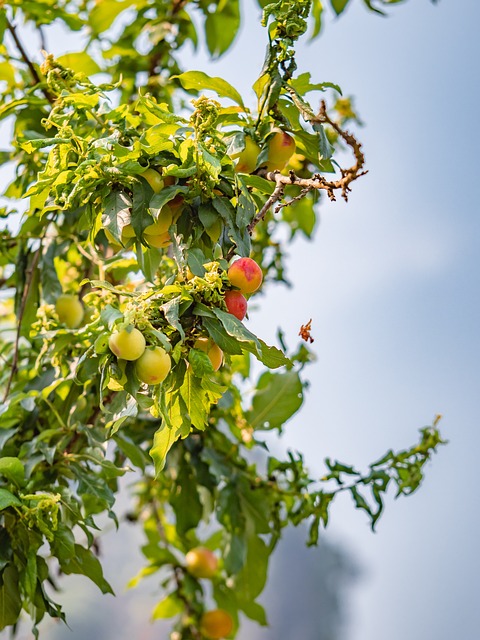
xmin=0 ymin=0 xmax=443 ymax=637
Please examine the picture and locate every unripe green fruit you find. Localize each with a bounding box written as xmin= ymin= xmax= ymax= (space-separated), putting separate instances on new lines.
xmin=55 ymin=294 xmax=84 ymax=329
xmin=135 ymin=346 xmax=171 ymax=385
xmin=185 ymin=547 xmax=219 ymax=579
xmin=109 ymin=327 xmax=146 ymax=361
xmin=200 ymin=609 xmax=234 ymax=639
xmin=232 ymin=137 xmax=260 ymax=174
xmin=228 ymin=257 xmax=263 ymax=294
xmin=141 ymin=167 xmax=164 ymax=193
xmin=194 ymin=338 xmax=223 ymax=371
xmin=265 ymin=130 xmax=296 ymax=172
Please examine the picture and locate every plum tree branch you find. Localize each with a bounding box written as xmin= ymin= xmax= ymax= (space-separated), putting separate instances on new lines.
xmin=247 ymin=99 xmax=368 ymax=234
xmin=5 ymin=17 xmax=54 ymax=104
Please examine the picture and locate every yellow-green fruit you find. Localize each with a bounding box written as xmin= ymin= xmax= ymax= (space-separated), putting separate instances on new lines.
xmin=121 ymin=224 xmax=136 ymax=238
xmin=104 ymin=227 xmax=133 ymax=248
xmin=145 ymin=231 xmax=171 ymax=249
xmin=55 ymin=294 xmax=84 ymax=329
xmin=135 ymin=346 xmax=171 ymax=385
xmin=108 ymin=327 xmax=146 ymax=361
xmin=194 ymin=338 xmax=223 ymax=371
xmin=144 ymin=205 xmax=174 ymax=237
xmin=185 ymin=547 xmax=219 ymax=579
xmin=200 ymin=609 xmax=234 ymax=639
xmin=141 ymin=167 xmax=164 ymax=193
xmin=265 ymin=130 xmax=296 ymax=172
xmin=232 ymin=137 xmax=260 ymax=174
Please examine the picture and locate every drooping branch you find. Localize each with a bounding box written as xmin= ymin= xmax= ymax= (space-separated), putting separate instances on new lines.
xmin=5 ymin=18 xmax=54 ymax=104
xmin=248 ymin=99 xmax=367 ymax=234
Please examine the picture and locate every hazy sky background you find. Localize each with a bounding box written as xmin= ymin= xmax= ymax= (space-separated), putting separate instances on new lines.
xmin=3 ymin=1 xmax=480 ymax=638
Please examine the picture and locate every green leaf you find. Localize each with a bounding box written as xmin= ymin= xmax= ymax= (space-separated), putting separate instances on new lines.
xmin=241 ymin=600 xmax=268 ymax=625
xmin=212 ymin=307 xmax=261 ymax=349
xmin=235 ymin=535 xmax=269 ymax=601
xmin=310 ymin=0 xmax=323 ymax=39
xmin=56 ymin=52 xmax=101 ymax=75
xmin=188 ymin=348 xmax=214 ymax=377
xmin=257 ymin=339 xmax=291 ymax=369
xmin=0 ymin=457 xmax=25 ymax=487
xmin=170 ymin=457 xmax=203 ymax=535
xmin=201 ymin=316 xmax=244 ymax=356
xmin=22 ymin=550 xmax=38 ymax=599
xmin=0 ymin=61 xmax=15 ymax=85
xmin=102 ymin=190 xmax=132 ymax=243
xmin=331 ymin=0 xmax=352 ymax=15
xmin=0 ymin=488 xmax=21 ymax=510
xmin=180 ymin=369 xmax=208 ymax=431
xmin=152 ymin=594 xmax=184 ymax=619
xmin=187 ymin=247 xmax=207 ymax=277
xmin=149 ymin=186 xmax=188 ymax=219
xmin=212 ymin=196 xmax=251 ymax=256
xmin=114 ymin=434 xmax=148 ymax=470
xmin=281 ymin=194 xmax=316 ymax=238
xmin=313 ymin=122 xmax=334 ymax=160
xmin=89 ymin=0 xmax=135 ymax=33
xmin=40 ymin=241 xmax=63 ymax=304
xmin=161 ymin=297 xmax=185 ymax=340
xmin=60 ymin=544 xmax=114 ymax=595
xmin=247 ymin=370 xmax=303 ymax=430
xmin=173 ymin=71 xmax=244 ymax=107
xmin=0 ymin=565 xmax=22 ymax=630
xmin=210 ymin=308 xmax=290 ymax=368
xmin=50 ymin=524 xmax=76 ymax=561
xmin=204 ymin=0 xmax=241 ymax=59
xmin=150 ymin=422 xmax=181 ymax=475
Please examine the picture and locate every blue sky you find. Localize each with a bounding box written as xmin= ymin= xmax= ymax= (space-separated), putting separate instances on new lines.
xmin=4 ymin=1 xmax=480 ymax=638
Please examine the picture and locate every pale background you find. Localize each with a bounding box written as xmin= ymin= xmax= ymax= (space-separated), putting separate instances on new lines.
xmin=2 ymin=1 xmax=479 ymax=638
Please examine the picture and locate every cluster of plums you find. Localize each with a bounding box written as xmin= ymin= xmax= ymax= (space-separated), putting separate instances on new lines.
xmin=104 ymin=167 xmax=183 ymax=250
xmin=223 ymin=256 xmax=263 ymax=320
xmin=54 ymin=257 xmax=263 ymax=385
xmin=184 ymin=547 xmax=234 ymax=639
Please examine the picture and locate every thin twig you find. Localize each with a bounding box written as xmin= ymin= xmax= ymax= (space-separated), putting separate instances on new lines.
xmin=5 ymin=17 xmax=54 ymax=104
xmin=247 ymin=99 xmax=367 ymax=233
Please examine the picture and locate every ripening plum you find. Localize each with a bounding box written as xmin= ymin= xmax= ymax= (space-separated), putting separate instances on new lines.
xmin=228 ymin=257 xmax=263 ymax=294
xmin=224 ymin=290 xmax=247 ymax=321
xmin=108 ymin=327 xmax=146 ymax=361
xmin=141 ymin=167 xmax=164 ymax=193
xmin=265 ymin=130 xmax=296 ymax=172
xmin=135 ymin=346 xmax=171 ymax=385
xmin=194 ymin=338 xmax=223 ymax=371
xmin=55 ymin=294 xmax=84 ymax=329
xmin=185 ymin=547 xmax=219 ymax=579
xmin=200 ymin=609 xmax=234 ymax=639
